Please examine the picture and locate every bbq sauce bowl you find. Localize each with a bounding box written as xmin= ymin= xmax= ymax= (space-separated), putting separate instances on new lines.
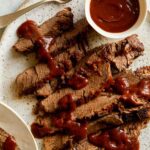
xmin=85 ymin=0 xmax=147 ymax=39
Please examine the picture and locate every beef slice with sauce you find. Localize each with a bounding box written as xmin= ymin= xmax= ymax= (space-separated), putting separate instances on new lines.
xmin=13 ymin=8 xmax=73 ymax=53
xmin=0 ymin=128 xmax=20 ymax=150
xmin=16 ymin=19 xmax=90 ymax=95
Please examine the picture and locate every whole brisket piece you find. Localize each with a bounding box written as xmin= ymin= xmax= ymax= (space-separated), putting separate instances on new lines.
xmin=13 ymin=8 xmax=73 ymax=53
xmin=0 ymin=128 xmax=20 ymax=150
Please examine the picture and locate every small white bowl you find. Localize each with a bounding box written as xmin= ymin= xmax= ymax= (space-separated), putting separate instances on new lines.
xmin=85 ymin=0 xmax=148 ymax=39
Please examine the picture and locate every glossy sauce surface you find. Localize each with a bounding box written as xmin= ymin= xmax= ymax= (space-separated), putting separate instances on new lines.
xmin=2 ymin=136 xmax=17 ymax=150
xmin=31 ymin=123 xmax=52 ymax=138
xmin=88 ymin=128 xmax=139 ymax=150
xmin=68 ymin=74 xmax=89 ymax=90
xmin=17 ymin=20 xmax=40 ymax=40
xmin=90 ymin=0 xmax=140 ymax=33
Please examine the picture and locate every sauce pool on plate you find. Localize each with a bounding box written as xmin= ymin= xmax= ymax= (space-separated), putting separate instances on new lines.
xmin=90 ymin=0 xmax=140 ymax=33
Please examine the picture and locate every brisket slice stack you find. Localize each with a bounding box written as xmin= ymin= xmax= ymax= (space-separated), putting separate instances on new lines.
xmin=0 ymin=128 xmax=20 ymax=150
xmin=13 ymin=7 xmax=150 ymax=150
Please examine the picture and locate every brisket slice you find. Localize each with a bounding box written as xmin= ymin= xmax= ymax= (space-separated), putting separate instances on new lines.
xmin=13 ymin=8 xmax=73 ymax=53
xmin=47 ymin=18 xmax=89 ymax=57
xmin=16 ymin=63 xmax=50 ymax=95
xmin=101 ymin=34 xmax=144 ymax=72
xmin=0 ymin=128 xmax=20 ymax=150
xmin=35 ymin=94 xmax=119 ymax=133
xmin=42 ymin=107 xmax=150 ymax=150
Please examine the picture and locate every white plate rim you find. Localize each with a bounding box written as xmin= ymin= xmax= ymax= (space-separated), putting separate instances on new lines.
xmin=0 ymin=101 xmax=38 ymax=150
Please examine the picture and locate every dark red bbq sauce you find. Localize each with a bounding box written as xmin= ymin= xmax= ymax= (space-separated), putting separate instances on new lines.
xmin=58 ymin=94 xmax=76 ymax=111
xmin=113 ymin=77 xmax=130 ymax=94
xmin=35 ymin=38 xmax=64 ymax=80
xmin=2 ymin=136 xmax=17 ymax=150
xmin=122 ymin=79 xmax=150 ymax=104
xmin=68 ymin=74 xmax=89 ymax=90
xmin=52 ymin=116 xmax=87 ymax=140
xmin=17 ymin=20 xmax=41 ymax=40
xmin=90 ymin=0 xmax=140 ymax=33
xmin=31 ymin=123 xmax=52 ymax=138
xmin=88 ymin=128 xmax=139 ymax=150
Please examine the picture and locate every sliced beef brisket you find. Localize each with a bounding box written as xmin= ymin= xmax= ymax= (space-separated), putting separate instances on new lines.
xmin=13 ymin=8 xmax=73 ymax=53
xmin=42 ymin=107 xmax=150 ymax=150
xmin=46 ymin=18 xmax=89 ymax=57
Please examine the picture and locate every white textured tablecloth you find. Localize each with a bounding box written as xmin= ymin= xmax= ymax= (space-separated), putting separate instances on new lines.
xmin=0 ymin=0 xmax=26 ymax=38
xmin=0 ymin=0 xmax=150 ymax=39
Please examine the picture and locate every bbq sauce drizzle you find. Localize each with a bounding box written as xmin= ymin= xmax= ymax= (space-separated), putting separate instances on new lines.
xmin=2 ymin=136 xmax=17 ymax=150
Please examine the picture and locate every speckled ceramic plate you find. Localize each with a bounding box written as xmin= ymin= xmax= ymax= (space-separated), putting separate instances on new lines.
xmin=0 ymin=0 xmax=150 ymax=149
xmin=0 ymin=102 xmax=37 ymax=149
